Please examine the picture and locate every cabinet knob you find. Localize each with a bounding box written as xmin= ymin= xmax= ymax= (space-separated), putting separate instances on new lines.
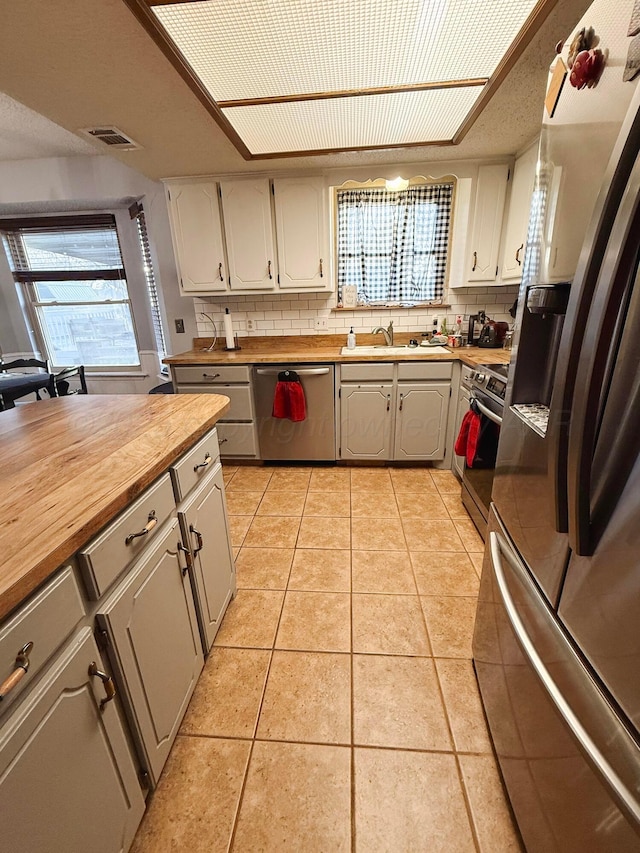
xmin=88 ymin=661 xmax=117 ymax=711
xmin=0 ymin=642 xmax=34 ymax=700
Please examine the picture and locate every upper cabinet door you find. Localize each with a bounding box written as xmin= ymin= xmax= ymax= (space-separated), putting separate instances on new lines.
xmin=501 ymin=143 xmax=538 ymax=281
xmin=166 ymin=180 xmax=227 ymax=294
xmin=467 ymin=164 xmax=509 ymax=283
xmin=273 ymin=177 xmax=330 ymax=290
xmin=220 ymin=179 xmax=276 ymax=290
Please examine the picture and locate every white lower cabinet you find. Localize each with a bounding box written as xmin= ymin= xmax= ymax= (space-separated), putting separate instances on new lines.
xmin=339 ymin=362 xmax=452 ymax=462
xmin=96 ymin=516 xmax=204 ymax=785
xmin=0 ymin=627 xmax=145 ymax=853
xmin=394 ymin=382 xmax=450 ymax=461
xmin=340 ymin=383 xmax=394 ymax=459
xmin=178 ymin=463 xmax=236 ymax=650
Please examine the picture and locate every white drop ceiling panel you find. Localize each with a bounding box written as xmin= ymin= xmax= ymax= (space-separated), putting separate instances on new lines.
xmin=149 ymin=0 xmax=545 ymax=156
xmin=222 ymin=88 xmax=482 ymax=155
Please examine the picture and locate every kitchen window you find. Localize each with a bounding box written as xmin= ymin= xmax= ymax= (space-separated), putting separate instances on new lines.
xmin=336 ymin=179 xmax=454 ymax=307
xmin=1 ymin=214 xmax=141 ymax=369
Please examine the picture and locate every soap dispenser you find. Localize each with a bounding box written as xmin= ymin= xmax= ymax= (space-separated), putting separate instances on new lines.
xmin=347 ymin=326 xmax=356 ymax=349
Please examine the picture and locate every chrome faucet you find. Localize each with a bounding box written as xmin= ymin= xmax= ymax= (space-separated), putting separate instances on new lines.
xmin=372 ymin=320 xmax=394 ymax=346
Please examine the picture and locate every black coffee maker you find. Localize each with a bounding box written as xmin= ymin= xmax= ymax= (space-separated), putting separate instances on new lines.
xmin=466 ymin=310 xmax=486 ymax=346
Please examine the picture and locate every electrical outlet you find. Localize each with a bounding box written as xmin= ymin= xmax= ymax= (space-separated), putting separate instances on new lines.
xmin=174 ymin=318 xmax=185 ymax=333
xmin=246 ymin=319 xmax=255 ymax=331
xmin=314 ymin=317 xmax=328 ymax=330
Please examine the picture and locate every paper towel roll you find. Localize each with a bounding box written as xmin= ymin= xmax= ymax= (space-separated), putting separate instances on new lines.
xmin=223 ymin=308 xmax=235 ymax=349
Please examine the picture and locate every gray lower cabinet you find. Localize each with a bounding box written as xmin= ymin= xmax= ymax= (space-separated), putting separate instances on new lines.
xmin=96 ymin=516 xmax=204 ymax=785
xmin=340 ymin=383 xmax=394 ymax=459
xmin=394 ymin=382 xmax=450 ymax=461
xmin=178 ymin=463 xmax=236 ymax=650
xmin=0 ymin=626 xmax=145 ymax=853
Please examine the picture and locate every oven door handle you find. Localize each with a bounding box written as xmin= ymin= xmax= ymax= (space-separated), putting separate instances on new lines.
xmin=472 ymin=395 xmax=503 ymax=425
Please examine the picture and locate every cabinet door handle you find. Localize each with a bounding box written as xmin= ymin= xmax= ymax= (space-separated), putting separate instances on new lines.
xmin=202 ymin=372 xmax=221 ymax=380
xmin=193 ymin=452 xmax=213 ymax=472
xmin=386 ymin=394 xmax=391 ymax=412
xmin=218 ymin=262 xmax=224 ymax=281
xmin=88 ymin=661 xmax=116 ymax=711
xmin=219 ymin=437 xmax=228 ymax=444
xmin=177 ymin=541 xmax=191 ymax=576
xmin=472 ymin=251 xmax=478 ymax=272
xmin=0 ymin=642 xmax=34 ymax=700
xmin=268 ymin=260 xmax=272 ymax=280
xmin=190 ymin=524 xmax=204 ymax=556
xmin=319 ymin=258 xmax=323 ymax=278
xmin=515 ymin=243 xmax=523 ymax=266
xmin=125 ymin=511 xmax=157 ymax=545
xmin=399 ymin=393 xmax=404 ymax=412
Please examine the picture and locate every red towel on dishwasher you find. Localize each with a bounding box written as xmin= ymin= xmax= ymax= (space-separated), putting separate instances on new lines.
xmin=455 ymin=409 xmax=482 ymax=468
xmin=272 ymin=370 xmax=307 ymax=422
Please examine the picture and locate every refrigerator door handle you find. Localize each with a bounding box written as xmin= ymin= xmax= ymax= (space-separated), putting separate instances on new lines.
xmin=567 ymin=161 xmax=640 ymax=555
xmin=548 ymin=102 xmax=640 ymax=537
xmin=490 ymin=531 xmax=640 ymax=827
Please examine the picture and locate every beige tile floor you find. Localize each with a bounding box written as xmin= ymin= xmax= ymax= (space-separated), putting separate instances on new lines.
xmin=131 ymin=465 xmax=522 ymax=853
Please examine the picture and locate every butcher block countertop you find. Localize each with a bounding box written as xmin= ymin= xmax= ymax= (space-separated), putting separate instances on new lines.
xmin=0 ymin=394 xmax=230 ymax=621
xmin=165 ymin=334 xmax=512 ymax=368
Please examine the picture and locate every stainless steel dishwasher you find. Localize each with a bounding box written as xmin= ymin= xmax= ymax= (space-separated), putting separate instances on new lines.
xmin=253 ymin=364 xmax=336 ymax=460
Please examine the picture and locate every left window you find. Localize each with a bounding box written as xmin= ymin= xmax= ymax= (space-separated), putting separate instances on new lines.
xmin=1 ymin=214 xmax=140 ymax=369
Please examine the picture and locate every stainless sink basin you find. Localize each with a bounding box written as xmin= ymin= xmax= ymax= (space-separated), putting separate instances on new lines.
xmin=340 ymin=345 xmax=450 ymax=355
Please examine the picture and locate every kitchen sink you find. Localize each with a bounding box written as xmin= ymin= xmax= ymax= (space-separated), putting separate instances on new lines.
xmin=340 ymin=345 xmax=450 ymax=355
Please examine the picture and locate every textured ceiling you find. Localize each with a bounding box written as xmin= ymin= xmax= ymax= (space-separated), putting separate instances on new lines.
xmin=0 ymin=0 xmax=591 ymax=180
xmin=0 ymin=93 xmax=97 ymax=160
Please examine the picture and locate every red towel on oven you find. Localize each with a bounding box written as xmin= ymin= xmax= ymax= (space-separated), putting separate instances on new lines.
xmin=273 ymin=371 xmax=306 ymax=422
xmin=455 ymin=409 xmax=482 ymax=468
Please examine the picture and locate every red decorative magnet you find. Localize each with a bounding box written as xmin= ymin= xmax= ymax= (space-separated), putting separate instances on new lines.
xmin=569 ymin=48 xmax=606 ymax=89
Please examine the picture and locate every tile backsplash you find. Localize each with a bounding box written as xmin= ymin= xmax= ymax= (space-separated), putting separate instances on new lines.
xmin=193 ymin=287 xmax=519 ymax=339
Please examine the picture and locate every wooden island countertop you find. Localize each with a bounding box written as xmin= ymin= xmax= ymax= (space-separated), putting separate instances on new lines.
xmin=0 ymin=393 xmax=230 ymax=621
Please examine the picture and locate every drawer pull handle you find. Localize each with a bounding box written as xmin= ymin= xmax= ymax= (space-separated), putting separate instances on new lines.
xmin=219 ymin=438 xmax=228 ymax=444
xmin=515 ymin=243 xmax=523 ymax=266
xmin=202 ymin=372 xmax=221 ymax=380
xmin=125 ymin=511 xmax=157 ymax=545
xmin=190 ymin=524 xmax=204 ymax=556
xmin=193 ymin=452 xmax=213 ymax=472
xmin=88 ymin=662 xmax=116 ymax=711
xmin=0 ymin=642 xmax=34 ymax=700
xmin=472 ymin=251 xmax=478 ymax=272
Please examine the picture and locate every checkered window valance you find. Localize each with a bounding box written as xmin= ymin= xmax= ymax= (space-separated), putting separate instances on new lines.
xmin=337 ymin=183 xmax=453 ymax=305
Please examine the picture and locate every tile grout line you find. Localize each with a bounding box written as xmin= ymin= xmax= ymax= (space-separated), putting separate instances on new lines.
xmin=349 ymin=477 xmax=356 ymax=853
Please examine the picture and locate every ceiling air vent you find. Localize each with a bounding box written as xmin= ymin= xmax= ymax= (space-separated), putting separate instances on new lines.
xmin=81 ymin=126 xmax=140 ymax=150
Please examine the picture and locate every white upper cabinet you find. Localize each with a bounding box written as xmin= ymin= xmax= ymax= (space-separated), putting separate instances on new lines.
xmin=273 ymin=177 xmax=329 ymax=289
xmin=166 ymin=180 xmax=227 ymax=294
xmin=219 ymin=178 xmax=276 ymax=291
xmin=466 ymin=164 xmax=509 ymax=283
xmin=501 ymin=142 xmax=538 ymax=281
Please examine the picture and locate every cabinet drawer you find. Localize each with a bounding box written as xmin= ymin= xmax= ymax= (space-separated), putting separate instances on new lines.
xmin=173 ymin=365 xmax=250 ymax=384
xmin=176 ymin=385 xmax=253 ymax=421
xmin=171 ymin=427 xmax=221 ymax=502
xmin=397 ymin=362 xmax=453 ymax=381
xmin=217 ymin=422 xmax=258 ymax=457
xmin=340 ymin=363 xmax=394 ymax=382
xmin=0 ymin=567 xmax=85 ymax=714
xmin=78 ymin=474 xmax=176 ymax=599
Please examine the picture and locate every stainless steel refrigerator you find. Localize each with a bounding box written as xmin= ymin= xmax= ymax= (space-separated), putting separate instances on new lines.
xmin=473 ymin=0 xmax=640 ymax=848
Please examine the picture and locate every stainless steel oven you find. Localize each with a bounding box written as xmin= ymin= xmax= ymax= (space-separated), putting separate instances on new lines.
xmin=461 ymin=364 xmax=506 ymax=537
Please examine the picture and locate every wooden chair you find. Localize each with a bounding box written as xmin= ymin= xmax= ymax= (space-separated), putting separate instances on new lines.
xmin=54 ymin=365 xmax=88 ymax=396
